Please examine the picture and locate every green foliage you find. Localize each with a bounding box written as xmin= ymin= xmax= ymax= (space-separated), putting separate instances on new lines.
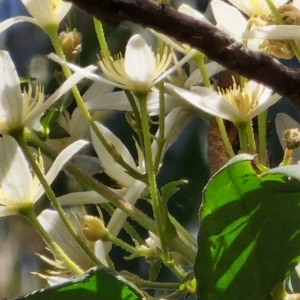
xmin=195 ymin=154 xmax=300 ymax=300
xmin=14 ymin=267 xmax=143 ymax=300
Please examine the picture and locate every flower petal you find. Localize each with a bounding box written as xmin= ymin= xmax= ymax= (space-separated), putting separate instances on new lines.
xmin=242 ymin=25 xmax=300 ymax=40
xmin=178 ymin=4 xmax=211 ymax=24
xmin=26 ymin=65 xmax=97 ymax=125
xmin=0 ymin=136 xmax=32 ymax=204
xmin=0 ymin=16 xmax=40 ymax=33
xmin=124 ymin=34 xmax=155 ymax=87
xmin=166 ymin=83 xmax=242 ymax=122
xmin=0 ymin=51 xmax=24 ymax=132
xmin=91 ymin=122 xmax=137 ymax=187
xmin=58 ymin=190 xmax=126 ymax=206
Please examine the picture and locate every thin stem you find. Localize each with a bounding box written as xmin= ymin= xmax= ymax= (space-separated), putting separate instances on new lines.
xmin=165 ymin=260 xmax=185 ymax=280
xmin=169 ymin=214 xmax=197 ymax=248
xmin=137 ymin=279 xmax=180 ymax=290
xmin=138 ymin=92 xmax=169 ymax=261
xmin=47 ymin=31 xmax=146 ymax=183
xmin=216 ymin=117 xmax=235 ymax=158
xmin=281 ymin=148 xmax=293 ymax=166
xmin=93 ymin=18 xmax=114 ymax=67
xmin=105 ymin=232 xmax=138 ymax=254
xmin=21 ymin=205 xmax=83 ymax=275
xmin=236 ymin=122 xmax=248 ymax=153
xmin=14 ymin=131 xmax=102 ymax=267
xmin=258 ymin=110 xmax=268 ymax=165
xmin=264 ymin=0 xmax=300 ymax=61
xmin=25 ymin=129 xmax=196 ymax=264
xmin=194 ymin=52 xmax=210 ymax=88
xmin=154 ymin=81 xmax=166 ymax=173
xmin=246 ymin=121 xmax=256 ymax=154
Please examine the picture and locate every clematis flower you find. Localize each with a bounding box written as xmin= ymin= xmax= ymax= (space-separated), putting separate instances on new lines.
xmin=0 ymin=136 xmax=88 ymax=217
xmin=226 ymin=0 xmax=286 ymax=17
xmin=48 ymin=34 xmax=196 ymax=93
xmin=0 ymin=51 xmax=96 ymax=135
xmin=0 ymin=0 xmax=72 ymax=33
xmin=165 ymin=80 xmax=281 ymax=124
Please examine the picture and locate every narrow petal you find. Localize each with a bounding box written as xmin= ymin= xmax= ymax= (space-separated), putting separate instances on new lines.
xmin=0 ymin=207 xmax=18 ymax=217
xmin=248 ymin=93 xmax=281 ymax=120
xmin=0 ymin=51 xmax=23 ymax=131
xmin=34 ymin=140 xmax=88 ymax=200
xmin=124 ymin=34 xmax=155 ymax=87
xmin=26 ymin=65 xmax=97 ymax=125
xmin=53 ymin=1 xmax=73 ymax=25
xmin=184 ymin=61 xmax=225 ymax=88
xmin=0 ymin=136 xmax=32 ymax=203
xmin=38 ymin=209 xmax=93 ymax=270
xmin=166 ymin=83 xmax=242 ymax=122
xmin=178 ymin=4 xmax=211 ymax=24
xmin=58 ymin=189 xmax=126 ymax=206
xmin=0 ymin=16 xmax=40 ymax=33
xmin=91 ymin=122 xmax=137 ymax=187
xmin=242 ymin=25 xmax=300 ymax=40
xmin=82 ymin=81 xmax=114 ymax=102
xmin=48 ymin=53 xmax=125 ymax=89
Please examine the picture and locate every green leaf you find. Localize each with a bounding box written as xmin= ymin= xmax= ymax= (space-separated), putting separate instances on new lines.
xmin=161 ymin=179 xmax=188 ymax=203
xmin=14 ymin=267 xmax=143 ymax=300
xmin=195 ymin=155 xmax=300 ymax=300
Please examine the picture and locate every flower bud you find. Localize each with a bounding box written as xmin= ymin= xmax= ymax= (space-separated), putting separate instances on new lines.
xmin=283 ymin=128 xmax=300 ymax=150
xmin=59 ymin=29 xmax=82 ymax=61
xmin=82 ymin=216 xmax=109 ymax=242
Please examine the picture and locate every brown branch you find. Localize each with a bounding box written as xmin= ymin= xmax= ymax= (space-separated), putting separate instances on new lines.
xmin=65 ymin=0 xmax=300 ymax=108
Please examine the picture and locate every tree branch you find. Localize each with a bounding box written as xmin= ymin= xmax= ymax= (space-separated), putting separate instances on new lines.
xmin=65 ymin=0 xmax=300 ymax=108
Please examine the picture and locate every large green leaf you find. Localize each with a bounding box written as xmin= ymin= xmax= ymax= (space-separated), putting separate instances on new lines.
xmin=14 ymin=267 xmax=143 ymax=300
xmin=195 ymin=154 xmax=300 ymax=300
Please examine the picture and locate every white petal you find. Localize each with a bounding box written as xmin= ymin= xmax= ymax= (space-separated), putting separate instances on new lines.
xmin=178 ymin=4 xmax=211 ymax=24
xmin=184 ymin=61 xmax=225 ymax=88
xmin=242 ymin=25 xmax=300 ymax=40
xmin=82 ymin=81 xmax=114 ymax=102
xmin=91 ymin=122 xmax=137 ymax=187
xmin=21 ymin=0 xmax=54 ymax=25
xmin=0 ymin=51 xmax=24 ymax=131
xmin=249 ymin=93 xmax=281 ymax=119
xmin=38 ymin=209 xmax=93 ymax=270
xmin=47 ymin=276 xmax=71 ymax=286
xmin=211 ymin=0 xmax=247 ymax=41
xmin=58 ymin=189 xmax=126 ymax=206
xmin=0 ymin=136 xmax=32 ymax=203
xmin=53 ymin=1 xmax=73 ymax=25
xmin=124 ymin=34 xmax=155 ymax=87
xmin=166 ymin=83 xmax=242 ymax=122
xmin=0 ymin=207 xmax=18 ymax=217
xmin=26 ymin=65 xmax=97 ymax=125
xmin=71 ymin=155 xmax=102 ymax=176
xmin=0 ymin=16 xmax=40 ymax=33
xmin=48 ymin=53 xmax=125 ymax=89
xmin=34 ymin=140 xmax=88 ymax=200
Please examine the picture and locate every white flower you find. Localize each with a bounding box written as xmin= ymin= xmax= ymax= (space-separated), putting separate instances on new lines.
xmin=48 ymin=34 xmax=196 ymax=92
xmin=0 ymin=136 xmax=88 ymax=216
xmin=0 ymin=0 xmax=71 ymax=32
xmin=226 ymin=0 xmax=286 ymax=17
xmin=166 ymin=80 xmax=281 ymax=124
xmin=0 ymin=51 xmax=96 ymax=134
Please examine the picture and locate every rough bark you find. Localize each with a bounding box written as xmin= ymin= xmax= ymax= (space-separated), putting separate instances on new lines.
xmin=65 ymin=0 xmax=300 ymax=108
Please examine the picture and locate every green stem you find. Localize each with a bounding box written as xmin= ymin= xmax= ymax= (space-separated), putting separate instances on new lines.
xmin=47 ymin=30 xmax=146 ymax=183
xmin=21 ymin=205 xmax=83 ymax=275
xmin=138 ymin=92 xmax=169 ymax=261
xmin=67 ymin=6 xmax=77 ymax=30
xmin=154 ymin=81 xmax=166 ymax=173
xmin=25 ymin=129 xmax=196 ymax=264
xmin=216 ymin=117 xmax=235 ymax=158
xmin=258 ymin=110 xmax=268 ymax=165
xmin=169 ymin=214 xmax=197 ymax=248
xmin=246 ymin=121 xmax=256 ymax=154
xmin=93 ymin=18 xmax=114 ymax=67
xmin=106 ymin=232 xmax=138 ymax=254
xmin=236 ymin=122 xmax=248 ymax=153
xmin=264 ymin=0 xmax=300 ymax=61
xmin=194 ymin=52 xmax=210 ymax=88
xmin=14 ymin=131 xmax=102 ymax=267
xmin=137 ymin=279 xmax=180 ymax=290
xmin=165 ymin=260 xmax=185 ymax=280
xmin=281 ymin=149 xmax=293 ymax=166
